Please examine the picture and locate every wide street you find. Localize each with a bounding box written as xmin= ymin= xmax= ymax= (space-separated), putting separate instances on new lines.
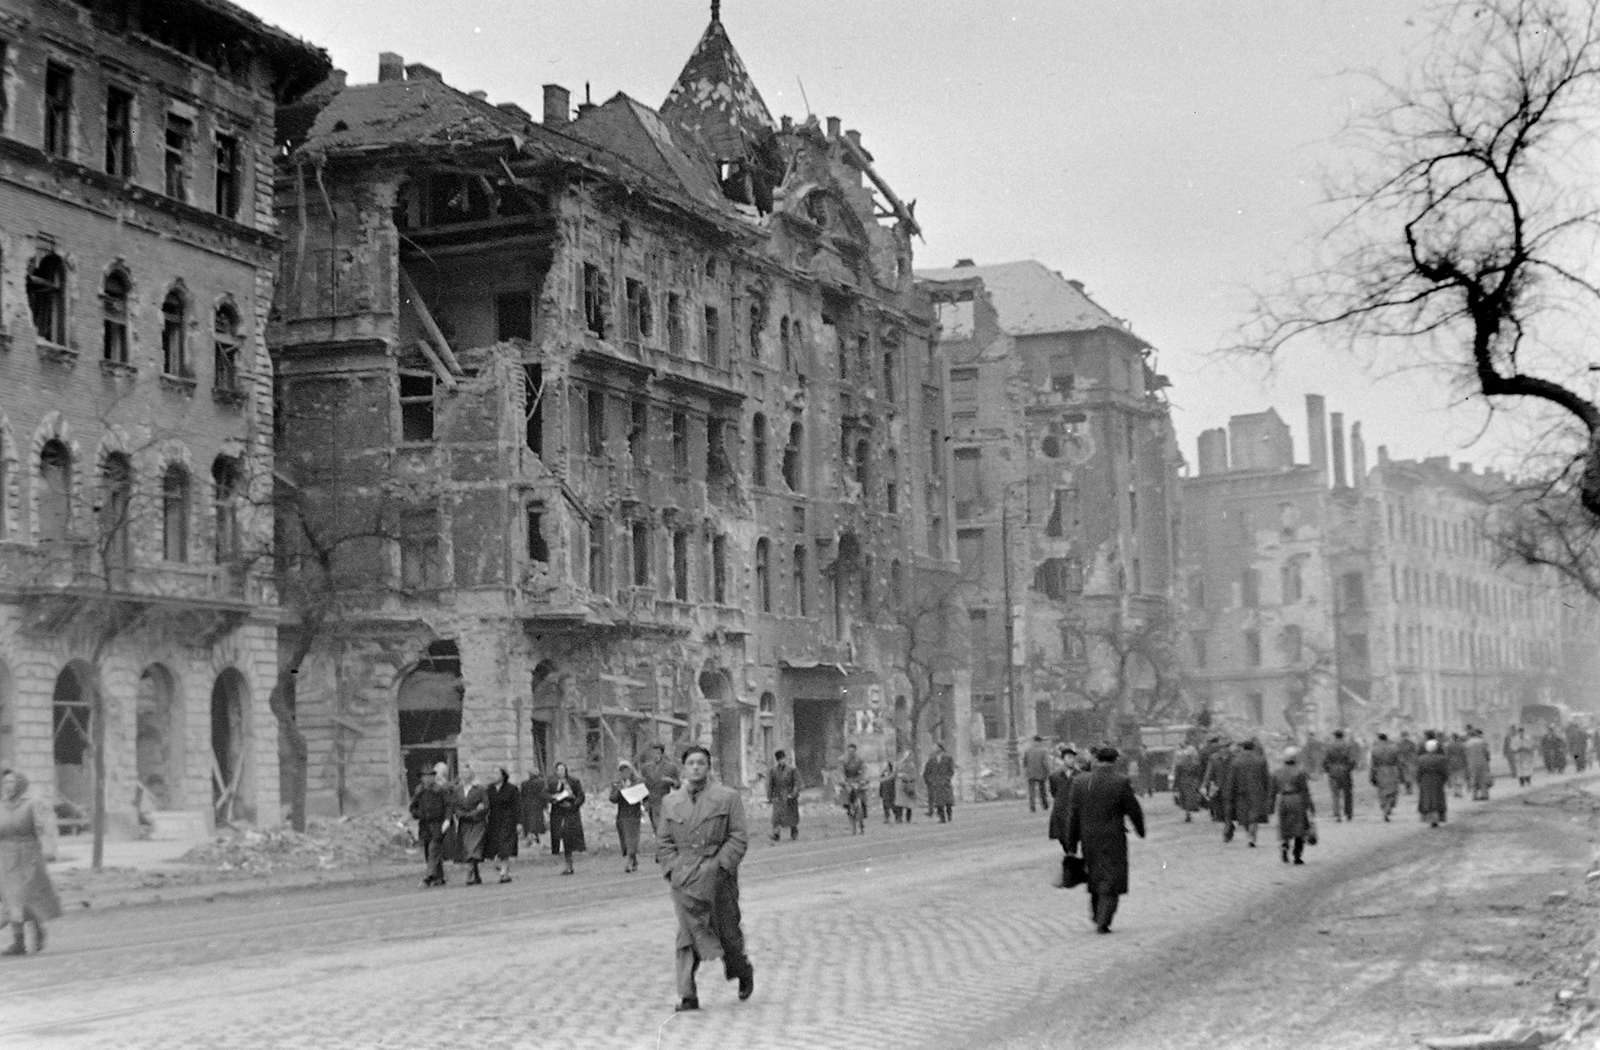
xmin=0 ymin=775 xmax=1595 ymax=1050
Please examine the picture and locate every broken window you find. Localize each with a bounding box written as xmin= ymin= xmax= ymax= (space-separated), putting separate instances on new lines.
xmin=28 ymin=253 xmax=67 ymax=346
xmin=522 ymin=365 xmax=544 ymax=454
xmin=212 ymin=456 xmax=241 ymax=563
xmin=749 ymin=299 xmax=764 ymax=359
xmin=703 ymin=304 xmax=721 ymax=367
xmin=625 ymin=279 xmax=652 ymax=344
xmin=39 ymin=440 xmax=72 ymax=541
xmin=889 ymin=560 xmax=904 ymax=609
xmin=755 ymin=538 xmax=771 ymax=613
xmin=400 ymin=505 xmax=442 ymax=589
xmin=101 ymin=268 xmax=130 ymax=364
xmin=929 ymin=428 xmax=943 ymax=477
xmin=1051 ymin=370 xmax=1075 ymax=396
xmin=162 ymin=465 xmax=190 ymax=563
xmin=526 ymin=507 xmax=548 ymax=565
xmin=882 ymin=351 xmax=896 ymax=402
xmin=673 ymin=529 xmax=689 ymax=601
xmin=751 ymin=412 xmax=767 ymax=487
xmin=790 ymin=320 xmax=804 ymax=372
xmin=213 ymin=303 xmax=241 ymax=394
xmin=496 ymin=291 xmax=533 ymax=342
xmin=667 ymin=293 xmax=685 ymax=355
xmin=1032 ymin=558 xmax=1077 ymax=600
xmin=672 ymin=411 xmax=689 ymax=473
xmin=162 ymin=288 xmax=190 ymax=376
xmin=586 ymin=388 xmax=606 ymax=457
xmin=953 ymin=447 xmax=981 ymax=519
xmin=164 ymin=114 xmax=191 ymax=201
xmin=583 ymin=263 xmax=608 ymax=338
xmin=1281 ymin=557 xmax=1305 ymax=603
xmin=956 ymin=528 xmax=985 ymax=580
xmin=707 ymin=417 xmax=732 ymax=481
xmin=631 ymin=520 xmax=650 ymax=587
xmin=792 ymin=544 xmax=807 ymax=616
xmin=885 ymin=449 xmax=898 ymax=513
xmin=854 ymin=438 xmax=869 ymax=490
xmin=105 ymin=87 xmax=133 ymax=178
xmin=45 ymin=63 xmax=72 ymax=158
xmin=712 ymin=534 xmax=728 ymax=603
xmin=629 ymin=400 xmax=648 ymax=468
xmin=587 ymin=519 xmax=607 ymax=593
xmin=779 ymin=317 xmax=791 ymax=370
xmin=214 ymin=133 xmax=240 ymax=218
xmin=399 ymin=371 xmax=435 ymax=442
xmin=781 ymin=422 xmax=803 ymax=491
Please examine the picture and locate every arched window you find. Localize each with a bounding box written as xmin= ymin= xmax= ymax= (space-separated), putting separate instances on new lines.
xmin=751 ymin=413 xmax=767 ymax=487
xmin=213 ymin=303 xmax=241 ymax=393
xmin=102 ymin=452 xmax=132 ymax=571
xmin=162 ymin=464 xmax=190 ymax=562
xmin=102 ymin=269 xmax=130 ymax=364
xmin=213 ymin=456 xmax=241 ymax=562
xmin=27 ymin=254 xmax=67 ymax=345
xmin=162 ymin=289 xmax=189 ymax=377
xmin=39 ymin=440 xmax=72 ymax=541
xmin=755 ymin=537 xmax=771 ymax=613
xmin=782 ymin=422 xmax=804 ymax=492
xmin=792 ymin=544 xmax=807 ymax=616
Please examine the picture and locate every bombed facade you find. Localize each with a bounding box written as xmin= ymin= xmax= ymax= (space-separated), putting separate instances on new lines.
xmin=916 ymin=261 xmax=1181 ymax=766
xmin=269 ymin=12 xmax=960 ymax=814
xmin=0 ymin=0 xmax=327 ymax=832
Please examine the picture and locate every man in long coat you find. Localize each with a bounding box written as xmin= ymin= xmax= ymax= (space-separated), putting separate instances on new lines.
xmin=1201 ymin=740 xmax=1233 ymax=823
xmin=1171 ymin=744 xmax=1204 ymax=821
xmin=1568 ymin=722 xmax=1590 ymax=773
xmin=1368 ymin=733 xmax=1402 ymax=821
xmin=1464 ymin=728 xmax=1493 ymax=800
xmin=767 ymin=750 xmax=799 ymax=842
xmin=1323 ymin=730 xmax=1359 ymax=822
xmin=1416 ymin=739 xmax=1451 ymax=827
xmin=1396 ymin=731 xmax=1419 ymax=795
xmin=1064 ymin=746 xmax=1146 ymax=934
xmin=639 ymin=743 xmax=681 ymax=836
xmin=1022 ymin=736 xmax=1053 ymax=813
xmin=659 ymin=745 xmax=754 ymax=1011
xmin=1222 ymin=740 xmax=1272 ymax=847
xmin=923 ymin=743 xmax=956 ymax=823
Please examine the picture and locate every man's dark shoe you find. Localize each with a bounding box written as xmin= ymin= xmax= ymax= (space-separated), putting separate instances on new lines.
xmin=1095 ymin=925 xmax=1112 ymax=934
xmin=675 ymin=999 xmax=700 ymax=1012
xmin=738 ymin=964 xmax=755 ymax=1000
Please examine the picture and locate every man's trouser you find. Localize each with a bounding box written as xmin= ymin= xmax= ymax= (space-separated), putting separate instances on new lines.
xmin=1027 ymin=778 xmax=1049 ymax=811
xmin=1089 ymin=890 xmax=1120 ymax=931
xmin=674 ymin=873 xmax=750 ymax=1000
xmin=421 ymin=824 xmax=446 ymax=882
xmin=1328 ymin=773 xmax=1354 ymax=820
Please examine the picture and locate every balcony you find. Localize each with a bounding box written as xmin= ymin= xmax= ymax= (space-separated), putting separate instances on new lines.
xmin=2 ymin=541 xmax=264 ymax=608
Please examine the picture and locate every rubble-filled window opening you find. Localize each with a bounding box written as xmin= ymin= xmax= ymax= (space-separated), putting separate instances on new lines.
xmin=105 ymin=87 xmax=133 ymax=177
xmin=101 ymin=268 xmax=130 ymax=363
xmin=667 ymin=293 xmax=685 ymax=355
xmin=582 ymin=264 xmax=608 ymax=337
xmin=526 ymin=507 xmax=548 ymax=564
xmin=212 ymin=456 xmax=241 ymax=563
xmin=703 ymin=304 xmax=721 ymax=367
xmin=27 ymin=253 xmax=67 ymax=345
xmin=672 ymin=529 xmax=689 ymax=600
xmin=398 ymin=370 xmax=435 ymax=442
xmin=213 ymin=303 xmax=240 ymax=393
xmin=889 ymin=560 xmax=903 ymax=608
xmin=161 ymin=289 xmax=189 ymax=376
xmin=214 ymin=134 xmax=240 ymax=218
xmin=400 ymin=505 xmax=442 ymax=588
xmin=522 ymin=365 xmax=543 ymax=454
xmin=712 ymin=534 xmax=728 ymax=603
xmin=672 ymin=411 xmax=689 ymax=473
xmin=586 ymin=388 xmax=607 ymax=457
xmin=782 ymin=422 xmax=804 ymax=491
xmin=162 ymin=464 xmax=190 ymax=562
xmin=628 ymin=400 xmax=648 ymax=467
xmin=792 ymin=544 xmax=807 ymax=616
xmin=755 ymin=537 xmax=771 ymax=612
xmin=631 ymin=520 xmax=651 ymax=587
xmin=1241 ymin=568 xmax=1261 ymax=607
xmin=1244 ymin=629 xmax=1262 ymax=668
xmin=884 ymin=450 xmax=898 ymax=512
xmin=38 ymin=441 xmax=72 ymax=541
xmin=751 ymin=413 xmax=767 ymax=487
xmin=102 ymin=453 xmax=132 ymax=570
xmin=164 ymin=114 xmax=191 ymax=201
xmin=586 ymin=519 xmax=607 ymax=593
xmin=496 ymin=291 xmax=533 ymax=342
xmin=882 ymin=351 xmax=896 ymax=402
xmin=625 ymin=279 xmax=652 ymax=345
xmin=44 ymin=62 xmax=72 ymax=158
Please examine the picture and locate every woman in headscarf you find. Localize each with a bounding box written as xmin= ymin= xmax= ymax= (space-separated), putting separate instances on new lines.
xmin=1416 ymin=738 xmax=1451 ymax=827
xmin=610 ymin=760 xmax=645 ymax=873
xmin=547 ymin=762 xmax=586 ymax=875
xmin=453 ymin=764 xmax=489 ymax=886
xmin=483 ymin=767 xmax=521 ymax=883
xmin=1270 ymin=748 xmax=1315 ymax=865
xmin=0 ymin=769 xmax=61 ymax=955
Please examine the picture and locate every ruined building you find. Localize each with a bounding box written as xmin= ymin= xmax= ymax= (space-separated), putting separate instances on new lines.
xmin=0 ymin=0 xmax=328 ymax=831
xmin=1180 ymin=397 xmax=1569 ymax=741
xmin=916 ymin=261 xmax=1181 ymax=764
xmin=269 ymin=10 xmax=958 ymax=813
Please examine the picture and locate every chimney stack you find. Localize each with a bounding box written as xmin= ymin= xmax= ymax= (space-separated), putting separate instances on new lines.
xmin=1197 ymin=428 xmax=1229 ymax=476
xmin=404 ymin=62 xmax=441 ymax=82
xmin=1377 ymin=445 xmax=1390 ymax=465
xmin=826 ymin=116 xmax=841 ymax=139
xmin=542 ymin=84 xmax=570 ymax=126
xmin=1350 ymin=422 xmax=1366 ymax=491
xmin=378 ymin=52 xmax=404 ymax=83
xmin=845 ymin=129 xmax=862 ymax=150
xmin=1305 ymin=394 xmax=1329 ymax=485
xmin=1330 ymin=412 xmax=1348 ymax=488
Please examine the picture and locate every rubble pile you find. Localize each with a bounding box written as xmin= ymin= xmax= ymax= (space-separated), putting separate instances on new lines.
xmin=180 ymin=811 xmax=417 ymax=873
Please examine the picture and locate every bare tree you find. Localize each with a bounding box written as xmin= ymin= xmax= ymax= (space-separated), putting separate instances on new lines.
xmin=889 ymin=568 xmax=967 ymax=776
xmin=1491 ymin=456 xmax=1600 ymax=600
xmin=1244 ymin=0 xmax=1600 ymax=517
xmin=1077 ymin=606 xmax=1178 ymax=728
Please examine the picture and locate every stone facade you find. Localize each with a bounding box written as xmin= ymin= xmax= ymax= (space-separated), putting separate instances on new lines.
xmin=0 ymin=0 xmax=327 ymax=833
xmin=269 ymin=13 xmax=963 ymax=814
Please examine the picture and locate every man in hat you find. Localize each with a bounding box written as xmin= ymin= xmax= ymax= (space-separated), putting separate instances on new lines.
xmin=1222 ymin=739 xmax=1271 ymax=847
xmin=1323 ymin=730 xmax=1359 ymax=822
xmin=1023 ymin=735 xmax=1053 ymax=813
xmin=659 ymin=744 xmax=754 ymax=1011
xmin=1063 ymin=745 xmax=1146 ymax=934
xmin=767 ymin=750 xmax=799 ymax=842
xmin=409 ymin=765 xmax=450 ymax=887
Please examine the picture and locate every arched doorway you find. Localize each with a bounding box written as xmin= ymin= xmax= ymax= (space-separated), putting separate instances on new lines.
xmin=136 ymin=665 xmax=181 ymax=809
xmin=700 ymin=669 xmax=742 ymax=786
xmin=52 ymin=662 xmax=95 ymax=816
xmin=398 ymin=641 xmax=463 ymax=797
xmin=211 ymin=668 xmax=252 ymax=823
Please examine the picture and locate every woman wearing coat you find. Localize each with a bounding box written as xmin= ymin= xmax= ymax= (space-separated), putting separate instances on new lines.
xmin=894 ymin=752 xmax=918 ymax=823
xmin=547 ymin=762 xmax=586 ymax=875
xmin=483 ymin=767 xmax=521 ymax=883
xmin=878 ymin=763 xmax=898 ymax=823
xmin=1270 ymin=748 xmax=1315 ymax=865
xmin=452 ymin=766 xmax=489 ymax=886
xmin=0 ymin=769 xmax=61 ymax=955
xmin=519 ymin=767 xmax=548 ymax=845
xmin=1416 ymin=739 xmax=1451 ymax=827
xmin=1170 ymin=744 xmax=1204 ymax=822
xmin=610 ymin=760 xmax=645 ymax=873
xmin=1512 ymin=727 xmax=1538 ymax=787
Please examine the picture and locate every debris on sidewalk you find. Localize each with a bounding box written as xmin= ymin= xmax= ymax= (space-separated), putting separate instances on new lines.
xmin=179 ymin=811 xmax=417 ymax=873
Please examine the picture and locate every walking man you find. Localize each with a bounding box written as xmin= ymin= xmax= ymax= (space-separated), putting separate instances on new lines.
xmin=410 ymin=763 xmax=450 ymax=886
xmin=768 ymin=750 xmax=799 ymax=842
xmin=1323 ymin=729 xmax=1358 ymax=822
xmin=1222 ymin=739 xmax=1271 ymax=847
xmin=639 ymin=743 xmax=681 ymax=836
xmin=1063 ymin=745 xmax=1146 ymax=935
xmin=1464 ymin=728 xmax=1493 ymax=800
xmin=659 ymin=745 xmax=754 ymax=1012
xmin=1368 ymin=733 xmax=1401 ymax=821
xmin=1397 ymin=731 xmax=1419 ymax=796
xmin=924 ymin=742 xmax=956 ymax=823
xmin=1023 ymin=735 xmax=1052 ymax=813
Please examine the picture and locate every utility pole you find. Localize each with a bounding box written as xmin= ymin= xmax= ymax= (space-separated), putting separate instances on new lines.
xmin=1001 ymin=488 xmax=1020 ymax=775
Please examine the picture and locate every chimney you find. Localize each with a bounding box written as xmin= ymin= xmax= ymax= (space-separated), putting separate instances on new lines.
xmin=496 ymin=102 xmax=531 ymax=122
xmin=826 ymin=116 xmax=841 ymax=139
xmin=845 ymin=129 xmax=862 ymax=150
xmin=1350 ymin=422 xmax=1366 ymax=491
xmin=576 ymin=81 xmax=595 ymax=117
xmin=1377 ymin=444 xmax=1390 ymax=465
xmin=781 ymin=115 xmax=793 ymax=132
xmin=1197 ymin=428 xmax=1229 ymax=476
xmin=954 ymin=258 xmax=975 ymax=268
xmin=542 ymin=84 xmax=570 ymax=126
xmin=404 ymin=62 xmax=442 ymax=82
xmin=1305 ymin=394 xmax=1329 ymax=485
xmin=378 ymin=52 xmax=404 ymax=83
xmin=1330 ymin=412 xmax=1348 ymax=488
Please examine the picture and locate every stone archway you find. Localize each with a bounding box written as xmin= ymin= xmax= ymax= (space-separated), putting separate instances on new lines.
xmin=398 ymin=641 xmax=463 ymax=798
xmin=52 ymin=661 xmax=96 ymax=815
xmin=136 ymin=664 xmax=182 ymax=809
xmin=211 ymin=668 xmax=253 ymax=823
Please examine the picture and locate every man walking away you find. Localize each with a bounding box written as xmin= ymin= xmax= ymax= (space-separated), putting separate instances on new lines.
xmin=1464 ymin=728 xmax=1493 ymax=800
xmin=924 ymin=743 xmax=956 ymax=823
xmin=1397 ymin=731 xmax=1419 ymax=796
xmin=1064 ymin=746 xmax=1146 ymax=935
xmin=659 ymin=745 xmax=754 ymax=1012
xmin=1222 ymin=740 xmax=1271 ymax=847
xmin=1568 ymin=722 xmax=1589 ymax=774
xmin=1368 ymin=733 xmax=1401 ymax=822
xmin=768 ymin=750 xmax=799 ymax=842
xmin=1202 ymin=740 xmax=1233 ymax=824
xmin=411 ymin=765 xmax=449 ymax=887
xmin=1323 ymin=730 xmax=1358 ymax=822
xmin=1416 ymin=739 xmax=1451 ymax=828
xmin=1445 ymin=733 xmax=1468 ymax=798
xmin=1023 ymin=736 xmax=1052 ymax=813
xmin=1270 ymin=748 xmax=1315 ymax=865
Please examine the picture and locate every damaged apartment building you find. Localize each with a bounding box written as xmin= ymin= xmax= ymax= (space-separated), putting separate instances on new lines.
xmin=916 ymin=261 xmax=1181 ymax=765
xmin=269 ymin=9 xmax=960 ymax=813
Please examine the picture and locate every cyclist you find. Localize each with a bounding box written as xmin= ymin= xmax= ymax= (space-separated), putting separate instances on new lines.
xmin=841 ymin=744 xmax=869 ymax=829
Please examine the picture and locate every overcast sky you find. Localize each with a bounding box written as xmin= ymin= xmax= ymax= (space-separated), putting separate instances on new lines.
xmin=250 ymin=0 xmax=1534 ymax=473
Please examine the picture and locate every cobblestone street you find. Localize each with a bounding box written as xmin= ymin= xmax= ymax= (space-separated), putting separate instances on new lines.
xmin=0 ymin=775 xmax=1594 ymax=1050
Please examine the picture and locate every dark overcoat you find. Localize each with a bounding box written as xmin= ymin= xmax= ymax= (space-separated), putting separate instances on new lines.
xmin=1223 ymin=749 xmax=1273 ymax=825
xmin=483 ymin=780 xmax=521 ymax=860
xmin=1396 ymin=737 xmax=1419 ymax=785
xmin=1063 ymin=766 xmax=1145 ymax=896
xmin=768 ymin=764 xmax=800 ymax=828
xmin=1202 ymin=748 xmax=1232 ymax=821
xmin=1416 ymin=751 xmax=1450 ymax=821
xmin=1270 ymin=765 xmax=1315 ymax=841
xmin=1464 ymin=736 xmax=1492 ymax=792
xmin=1171 ymin=750 xmax=1204 ymax=813
xmin=519 ymin=775 xmax=548 ymax=837
xmin=548 ymin=775 xmax=587 ymax=854
xmin=450 ymin=782 xmax=488 ymax=863
xmin=1369 ymin=740 xmax=1402 ymax=798
xmin=610 ymin=775 xmax=644 ymax=857
xmin=923 ymin=752 xmax=955 ymax=808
